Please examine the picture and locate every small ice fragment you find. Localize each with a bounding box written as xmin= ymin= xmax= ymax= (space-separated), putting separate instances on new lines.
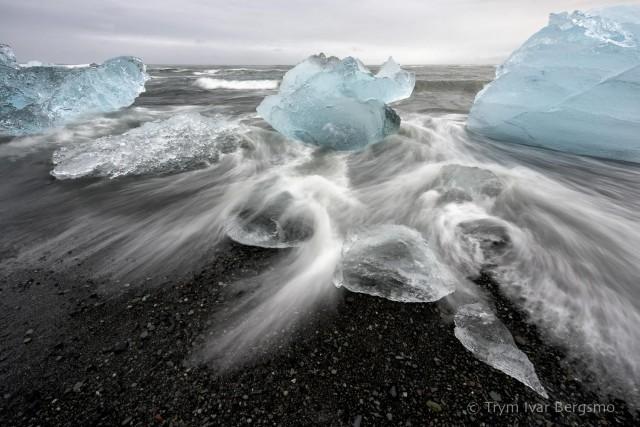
xmin=433 ymin=165 xmax=503 ymax=200
xmin=0 ymin=44 xmax=148 ymax=135
xmin=225 ymin=191 xmax=315 ymax=249
xmin=457 ymin=218 xmax=513 ymax=267
xmin=51 ymin=113 xmax=240 ymax=179
xmin=257 ymin=53 xmax=414 ymax=150
xmin=334 ymin=224 xmax=456 ymax=302
xmin=454 ymin=303 xmax=548 ymax=398
xmin=467 ymin=6 xmax=640 ymax=162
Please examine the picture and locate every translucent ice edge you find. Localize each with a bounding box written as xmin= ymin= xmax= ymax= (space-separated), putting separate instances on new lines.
xmin=454 ymin=302 xmax=549 ymax=398
xmin=467 ymin=6 xmax=640 ymax=162
xmin=1 ymin=44 xmax=148 ymax=136
xmin=51 ymin=113 xmax=241 ymax=179
xmin=334 ymin=224 xmax=456 ymax=302
xmin=256 ymin=53 xmax=415 ymax=150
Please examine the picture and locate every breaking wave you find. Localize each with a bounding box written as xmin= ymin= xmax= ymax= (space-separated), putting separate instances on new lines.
xmin=193 ymin=69 xmax=220 ymax=76
xmin=194 ymin=77 xmax=279 ymax=90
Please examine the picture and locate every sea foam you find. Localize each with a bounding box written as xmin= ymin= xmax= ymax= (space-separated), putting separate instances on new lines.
xmin=194 ymin=77 xmax=278 ymax=90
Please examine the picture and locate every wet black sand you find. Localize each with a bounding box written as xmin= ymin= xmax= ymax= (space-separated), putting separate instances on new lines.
xmin=1 ymin=240 xmax=637 ymax=426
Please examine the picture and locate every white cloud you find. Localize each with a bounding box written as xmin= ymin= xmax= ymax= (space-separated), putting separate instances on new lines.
xmin=0 ymin=0 xmax=637 ymax=64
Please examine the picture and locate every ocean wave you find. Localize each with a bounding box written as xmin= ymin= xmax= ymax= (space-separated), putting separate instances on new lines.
xmin=414 ymin=80 xmax=488 ymax=93
xmin=153 ymin=67 xmax=192 ymax=73
xmin=194 ymin=77 xmax=279 ymax=90
xmin=225 ymin=67 xmax=288 ymax=72
xmin=193 ymin=69 xmax=220 ymax=76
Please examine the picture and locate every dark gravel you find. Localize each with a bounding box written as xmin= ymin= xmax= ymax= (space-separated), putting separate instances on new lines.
xmin=0 ymin=240 xmax=637 ymax=426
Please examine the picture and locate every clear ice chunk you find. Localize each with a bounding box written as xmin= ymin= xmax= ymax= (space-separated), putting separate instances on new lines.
xmin=225 ymin=190 xmax=315 ymax=248
xmin=0 ymin=44 xmax=148 ymax=135
xmin=454 ymin=302 xmax=548 ymax=398
xmin=334 ymin=225 xmax=456 ymax=302
xmin=257 ymin=53 xmax=415 ymax=150
xmin=51 ymin=113 xmax=240 ymax=179
xmin=457 ymin=218 xmax=513 ymax=267
xmin=467 ymin=6 xmax=640 ymax=162
xmin=433 ymin=165 xmax=503 ymax=201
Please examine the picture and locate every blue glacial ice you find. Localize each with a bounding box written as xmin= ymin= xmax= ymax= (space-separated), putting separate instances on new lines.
xmin=1 ymin=44 xmax=148 ymax=135
xmin=257 ymin=53 xmax=415 ymax=150
xmin=467 ymin=6 xmax=640 ymax=162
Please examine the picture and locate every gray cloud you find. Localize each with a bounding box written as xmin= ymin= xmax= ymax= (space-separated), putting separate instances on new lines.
xmin=0 ymin=0 xmax=636 ymax=64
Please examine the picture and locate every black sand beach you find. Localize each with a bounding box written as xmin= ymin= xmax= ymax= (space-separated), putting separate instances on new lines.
xmin=3 ymin=1 xmax=640 ymax=425
xmin=1 ymin=240 xmax=637 ymax=426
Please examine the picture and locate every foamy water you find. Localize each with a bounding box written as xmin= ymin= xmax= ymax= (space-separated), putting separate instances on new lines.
xmin=1 ymin=64 xmax=639 ymax=404
xmin=195 ymin=77 xmax=278 ymax=90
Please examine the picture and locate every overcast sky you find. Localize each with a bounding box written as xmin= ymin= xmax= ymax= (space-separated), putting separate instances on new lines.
xmin=0 ymin=0 xmax=637 ymax=65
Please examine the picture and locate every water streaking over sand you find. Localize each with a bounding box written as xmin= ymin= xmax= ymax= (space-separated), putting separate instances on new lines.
xmin=1 ymin=64 xmax=639 ymax=405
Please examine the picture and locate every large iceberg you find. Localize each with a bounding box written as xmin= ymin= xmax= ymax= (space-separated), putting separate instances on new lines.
xmin=467 ymin=6 xmax=640 ymax=162
xmin=257 ymin=53 xmax=415 ymax=150
xmin=0 ymin=44 xmax=148 ymax=135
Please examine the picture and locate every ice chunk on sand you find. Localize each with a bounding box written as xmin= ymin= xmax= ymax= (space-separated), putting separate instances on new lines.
xmin=257 ymin=53 xmax=415 ymax=150
xmin=334 ymin=225 xmax=455 ymax=302
xmin=0 ymin=44 xmax=148 ymax=135
xmin=51 ymin=113 xmax=240 ymax=179
xmin=467 ymin=6 xmax=640 ymax=162
xmin=454 ymin=303 xmax=548 ymax=398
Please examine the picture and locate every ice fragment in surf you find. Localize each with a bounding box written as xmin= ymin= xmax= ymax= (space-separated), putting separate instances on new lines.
xmin=0 ymin=44 xmax=148 ymax=135
xmin=467 ymin=6 xmax=640 ymax=162
xmin=334 ymin=225 xmax=455 ymax=302
xmin=226 ymin=190 xmax=315 ymax=248
xmin=454 ymin=303 xmax=548 ymax=398
xmin=432 ymin=165 xmax=503 ymax=203
xmin=51 ymin=113 xmax=240 ymax=179
xmin=257 ymin=54 xmax=415 ymax=150
xmin=457 ymin=218 xmax=513 ymax=267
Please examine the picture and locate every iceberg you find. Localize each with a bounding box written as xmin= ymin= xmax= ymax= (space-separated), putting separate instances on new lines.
xmin=334 ymin=225 xmax=456 ymax=302
xmin=51 ymin=113 xmax=240 ymax=179
xmin=467 ymin=6 xmax=640 ymax=162
xmin=257 ymin=53 xmax=415 ymax=150
xmin=454 ymin=303 xmax=548 ymax=398
xmin=0 ymin=44 xmax=17 ymax=67
xmin=0 ymin=44 xmax=148 ymax=135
